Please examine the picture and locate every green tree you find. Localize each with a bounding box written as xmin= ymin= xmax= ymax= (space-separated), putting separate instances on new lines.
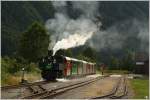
xmin=55 ymin=49 xmax=72 ymax=57
xmin=19 ymin=22 xmax=49 ymax=62
xmin=64 ymin=49 xmax=73 ymax=57
xmin=82 ymin=47 xmax=97 ymax=62
xmin=110 ymin=56 xmax=119 ymax=70
xmin=122 ymin=50 xmax=134 ymax=71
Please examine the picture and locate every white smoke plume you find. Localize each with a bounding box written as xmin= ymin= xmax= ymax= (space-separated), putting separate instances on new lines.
xmin=46 ymin=1 xmax=100 ymax=55
xmin=53 ymin=32 xmax=95 ymax=55
xmin=45 ymin=1 xmax=149 ymax=56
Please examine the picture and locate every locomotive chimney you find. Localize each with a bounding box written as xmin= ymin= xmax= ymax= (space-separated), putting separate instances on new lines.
xmin=48 ymin=50 xmax=53 ymax=57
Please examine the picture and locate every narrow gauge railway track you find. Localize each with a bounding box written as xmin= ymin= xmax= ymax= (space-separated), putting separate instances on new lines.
xmin=1 ymin=80 xmax=50 ymax=90
xmin=21 ymin=76 xmax=107 ymax=99
xmin=91 ymin=76 xmax=127 ymax=99
xmin=109 ymin=77 xmax=127 ymax=99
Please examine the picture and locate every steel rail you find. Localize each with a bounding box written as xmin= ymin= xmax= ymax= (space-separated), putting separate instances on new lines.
xmin=21 ymin=76 xmax=107 ymax=99
xmin=109 ymin=77 xmax=128 ymax=99
xmin=41 ymin=77 xmax=102 ymax=99
xmin=91 ymin=77 xmax=122 ymax=99
xmin=91 ymin=76 xmax=127 ymax=99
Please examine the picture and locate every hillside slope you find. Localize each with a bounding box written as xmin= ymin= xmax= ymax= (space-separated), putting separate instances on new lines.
xmin=1 ymin=1 xmax=55 ymax=56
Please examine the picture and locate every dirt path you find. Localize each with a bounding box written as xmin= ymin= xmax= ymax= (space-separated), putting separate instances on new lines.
xmin=52 ymin=77 xmax=119 ymax=99
xmin=1 ymin=74 xmax=99 ymax=99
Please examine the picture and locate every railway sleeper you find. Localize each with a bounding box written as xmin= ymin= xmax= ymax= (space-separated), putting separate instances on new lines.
xmin=27 ymin=85 xmax=46 ymax=94
xmin=22 ymin=79 xmax=95 ymax=99
xmin=22 ymin=76 xmax=105 ymax=99
xmin=41 ymin=78 xmax=100 ymax=99
xmin=109 ymin=78 xmax=128 ymax=99
xmin=91 ymin=77 xmax=122 ymax=99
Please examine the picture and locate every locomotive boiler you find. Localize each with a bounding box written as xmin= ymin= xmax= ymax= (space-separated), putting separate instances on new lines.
xmin=39 ymin=50 xmax=96 ymax=81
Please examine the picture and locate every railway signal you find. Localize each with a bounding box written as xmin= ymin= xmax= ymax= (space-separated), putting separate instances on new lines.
xmin=20 ymin=68 xmax=28 ymax=84
xmin=21 ymin=68 xmax=25 ymax=83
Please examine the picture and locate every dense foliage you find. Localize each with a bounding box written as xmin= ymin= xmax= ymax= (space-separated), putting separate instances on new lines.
xmin=1 ymin=56 xmax=41 ymax=85
xmin=55 ymin=46 xmax=97 ymax=63
xmin=1 ymin=1 xmax=55 ymax=56
xmin=19 ymin=22 xmax=49 ymax=62
xmin=1 ymin=56 xmax=40 ymax=74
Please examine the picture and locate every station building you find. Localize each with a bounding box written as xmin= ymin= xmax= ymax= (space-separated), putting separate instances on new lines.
xmin=135 ymin=52 xmax=149 ymax=75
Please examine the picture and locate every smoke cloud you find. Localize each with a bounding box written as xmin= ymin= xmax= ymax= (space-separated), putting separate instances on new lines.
xmin=72 ymin=2 xmax=99 ymax=18
xmin=53 ymin=32 xmax=95 ymax=55
xmin=46 ymin=1 xmax=100 ymax=55
xmin=45 ymin=1 xmax=149 ymax=55
xmin=88 ymin=19 xmax=149 ymax=55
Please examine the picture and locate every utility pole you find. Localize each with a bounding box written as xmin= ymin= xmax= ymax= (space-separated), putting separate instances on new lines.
xmin=101 ymin=64 xmax=104 ymax=75
xmin=21 ymin=68 xmax=25 ymax=83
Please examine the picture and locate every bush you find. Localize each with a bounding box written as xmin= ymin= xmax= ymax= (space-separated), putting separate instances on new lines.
xmin=26 ymin=63 xmax=41 ymax=73
xmin=1 ymin=56 xmax=41 ymax=86
xmin=2 ymin=57 xmax=20 ymax=74
xmin=2 ymin=56 xmax=40 ymax=73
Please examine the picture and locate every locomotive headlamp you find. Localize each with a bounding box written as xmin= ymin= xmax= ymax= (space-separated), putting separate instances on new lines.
xmin=42 ymin=58 xmax=45 ymax=62
xmin=53 ymin=59 xmax=56 ymax=63
xmin=22 ymin=68 xmax=25 ymax=71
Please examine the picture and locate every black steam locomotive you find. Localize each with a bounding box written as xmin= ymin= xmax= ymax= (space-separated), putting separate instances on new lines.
xmin=38 ymin=50 xmax=63 ymax=81
xmin=39 ymin=50 xmax=96 ymax=81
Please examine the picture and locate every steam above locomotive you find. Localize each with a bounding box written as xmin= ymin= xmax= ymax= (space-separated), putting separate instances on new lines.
xmin=39 ymin=50 xmax=96 ymax=81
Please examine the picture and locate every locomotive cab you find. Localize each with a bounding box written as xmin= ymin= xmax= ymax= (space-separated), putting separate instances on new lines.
xmin=39 ymin=50 xmax=56 ymax=81
xmin=38 ymin=50 xmax=65 ymax=81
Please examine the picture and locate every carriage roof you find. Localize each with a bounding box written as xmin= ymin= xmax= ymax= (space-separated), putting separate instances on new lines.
xmin=63 ymin=56 xmax=95 ymax=65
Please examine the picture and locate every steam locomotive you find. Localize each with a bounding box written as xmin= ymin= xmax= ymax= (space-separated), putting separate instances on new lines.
xmin=39 ymin=50 xmax=96 ymax=81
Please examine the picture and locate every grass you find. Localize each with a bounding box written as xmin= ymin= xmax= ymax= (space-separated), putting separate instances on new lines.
xmin=130 ymin=78 xmax=149 ymax=99
xmin=96 ymin=70 xmax=101 ymax=74
xmin=1 ymin=56 xmax=42 ymax=86
xmin=104 ymin=70 xmax=129 ymax=74
xmin=96 ymin=70 xmax=129 ymax=75
xmin=1 ymin=72 xmax=41 ymax=86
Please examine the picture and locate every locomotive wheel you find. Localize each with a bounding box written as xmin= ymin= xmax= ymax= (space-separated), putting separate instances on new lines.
xmin=57 ymin=70 xmax=63 ymax=78
xmin=41 ymin=70 xmax=56 ymax=81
